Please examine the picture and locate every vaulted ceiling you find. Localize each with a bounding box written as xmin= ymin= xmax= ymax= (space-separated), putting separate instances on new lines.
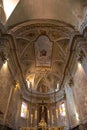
xmin=8 ymin=20 xmax=74 ymax=94
xmin=4 ymin=0 xmax=87 ymax=99
xmin=6 ymin=0 xmax=87 ymax=29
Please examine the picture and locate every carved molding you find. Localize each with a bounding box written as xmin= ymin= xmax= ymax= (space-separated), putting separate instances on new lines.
xmin=64 ymin=35 xmax=85 ymax=79
xmin=1 ymin=20 xmax=83 ymax=102
xmin=68 ymin=78 xmax=74 ymax=87
xmin=22 ymin=88 xmax=65 ymax=103
xmin=7 ymin=21 xmax=74 ymax=98
xmin=78 ymin=50 xmax=86 ymax=63
xmin=80 ymin=15 xmax=87 ymax=34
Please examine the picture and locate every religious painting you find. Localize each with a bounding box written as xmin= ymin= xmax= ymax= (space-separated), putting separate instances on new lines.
xmin=35 ymin=35 xmax=53 ymax=67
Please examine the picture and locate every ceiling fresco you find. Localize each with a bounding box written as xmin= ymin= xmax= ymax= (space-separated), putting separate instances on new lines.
xmin=35 ymin=35 xmax=53 ymax=67
xmin=8 ymin=21 xmax=74 ymax=95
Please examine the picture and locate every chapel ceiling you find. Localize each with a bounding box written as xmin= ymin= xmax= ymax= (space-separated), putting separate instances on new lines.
xmin=2 ymin=0 xmax=86 ymax=101
xmin=8 ymin=21 xmax=74 ymax=94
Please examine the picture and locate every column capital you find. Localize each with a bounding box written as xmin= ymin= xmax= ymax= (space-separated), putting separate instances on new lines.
xmin=78 ymin=50 xmax=86 ymax=63
xmin=68 ymin=77 xmax=74 ymax=87
xmin=0 ymin=51 xmax=7 ymax=63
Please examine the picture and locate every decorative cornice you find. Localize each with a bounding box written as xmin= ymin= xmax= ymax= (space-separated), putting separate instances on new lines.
xmin=80 ymin=15 xmax=87 ymax=34
xmin=22 ymin=88 xmax=65 ymax=103
xmin=7 ymin=19 xmax=74 ymax=32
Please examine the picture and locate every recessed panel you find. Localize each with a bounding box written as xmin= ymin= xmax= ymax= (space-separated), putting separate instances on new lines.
xmin=35 ymin=35 xmax=53 ymax=67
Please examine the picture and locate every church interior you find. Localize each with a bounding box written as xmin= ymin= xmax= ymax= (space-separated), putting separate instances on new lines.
xmin=0 ymin=0 xmax=87 ymax=130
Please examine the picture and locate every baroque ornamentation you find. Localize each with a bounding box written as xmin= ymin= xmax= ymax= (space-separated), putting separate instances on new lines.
xmin=78 ymin=50 xmax=86 ymax=63
xmin=68 ymin=78 xmax=74 ymax=87
xmin=7 ymin=20 xmax=74 ymax=101
xmin=80 ymin=14 xmax=87 ymax=34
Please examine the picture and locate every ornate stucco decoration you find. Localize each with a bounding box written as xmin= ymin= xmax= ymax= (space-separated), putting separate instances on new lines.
xmin=80 ymin=14 xmax=87 ymax=34
xmin=7 ymin=20 xmax=75 ymax=102
xmin=78 ymin=50 xmax=86 ymax=63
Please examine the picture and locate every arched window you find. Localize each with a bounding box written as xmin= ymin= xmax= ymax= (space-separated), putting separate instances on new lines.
xmin=55 ymin=83 xmax=60 ymax=91
xmin=26 ymin=79 xmax=31 ymax=89
xmin=21 ymin=102 xmax=28 ymax=119
xmin=59 ymin=102 xmax=66 ymax=116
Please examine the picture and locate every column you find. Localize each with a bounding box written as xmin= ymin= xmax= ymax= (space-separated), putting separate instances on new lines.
xmin=65 ymin=80 xmax=80 ymax=129
xmin=3 ymin=82 xmax=15 ymax=125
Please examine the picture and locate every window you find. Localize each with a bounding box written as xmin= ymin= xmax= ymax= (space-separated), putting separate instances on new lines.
xmin=55 ymin=83 xmax=60 ymax=91
xmin=26 ymin=79 xmax=30 ymax=89
xmin=59 ymin=103 xmax=66 ymax=116
xmin=21 ymin=102 xmax=28 ymax=118
xmin=3 ymin=0 xmax=20 ymax=20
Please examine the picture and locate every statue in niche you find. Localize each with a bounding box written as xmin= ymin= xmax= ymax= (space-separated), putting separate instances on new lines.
xmin=38 ymin=105 xmax=47 ymax=128
xmin=41 ymin=105 xmax=45 ymax=119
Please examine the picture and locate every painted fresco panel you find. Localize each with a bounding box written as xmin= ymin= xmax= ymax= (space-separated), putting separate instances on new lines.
xmin=35 ymin=35 xmax=53 ymax=67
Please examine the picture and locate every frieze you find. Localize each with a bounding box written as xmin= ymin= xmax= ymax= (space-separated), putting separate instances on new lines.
xmin=21 ymin=87 xmax=65 ymax=103
xmin=9 ymin=22 xmax=74 ymax=41
xmin=11 ymin=22 xmax=74 ymax=35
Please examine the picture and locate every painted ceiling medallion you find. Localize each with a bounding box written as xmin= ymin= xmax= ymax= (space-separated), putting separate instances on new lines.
xmin=35 ymin=35 xmax=53 ymax=67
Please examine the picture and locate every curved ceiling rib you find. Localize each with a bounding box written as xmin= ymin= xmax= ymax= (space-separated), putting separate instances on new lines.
xmin=8 ymin=20 xmax=75 ymax=99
